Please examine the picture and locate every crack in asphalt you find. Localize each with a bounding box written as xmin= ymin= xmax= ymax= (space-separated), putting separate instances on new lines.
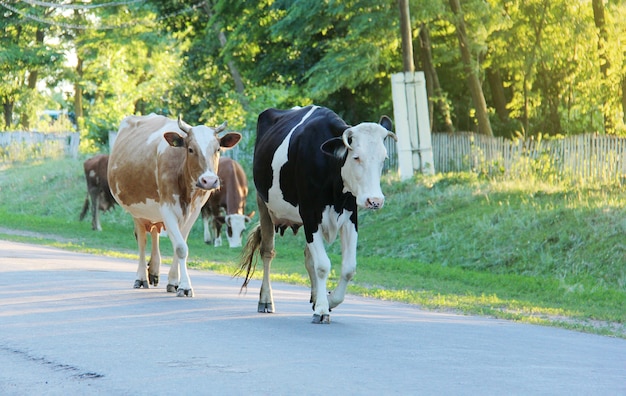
xmin=0 ymin=345 xmax=104 ymax=380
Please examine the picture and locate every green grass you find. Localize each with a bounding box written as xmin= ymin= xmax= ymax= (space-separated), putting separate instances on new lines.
xmin=1 ymin=157 xmax=625 ymax=338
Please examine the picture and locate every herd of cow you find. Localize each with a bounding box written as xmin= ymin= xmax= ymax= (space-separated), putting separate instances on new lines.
xmin=79 ymin=106 xmax=395 ymax=323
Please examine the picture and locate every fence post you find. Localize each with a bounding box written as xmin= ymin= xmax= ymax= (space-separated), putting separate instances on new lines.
xmin=66 ymin=132 xmax=80 ymax=158
xmin=391 ymin=71 xmax=435 ymax=180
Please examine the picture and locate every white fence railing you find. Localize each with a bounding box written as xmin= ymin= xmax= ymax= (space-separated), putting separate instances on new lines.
xmin=107 ymin=129 xmax=626 ymax=184
xmin=0 ymin=131 xmax=79 ymax=162
xmin=431 ymin=132 xmax=626 ymax=183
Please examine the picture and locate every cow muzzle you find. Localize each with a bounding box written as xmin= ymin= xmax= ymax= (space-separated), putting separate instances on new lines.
xmin=196 ymin=174 xmax=220 ymax=190
xmin=364 ymin=197 xmax=384 ymax=210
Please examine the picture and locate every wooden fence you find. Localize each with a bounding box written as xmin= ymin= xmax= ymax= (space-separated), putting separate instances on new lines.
xmin=107 ymin=129 xmax=626 ymax=185
xmin=431 ymin=132 xmax=626 ymax=183
xmin=0 ymin=131 xmax=80 ymax=162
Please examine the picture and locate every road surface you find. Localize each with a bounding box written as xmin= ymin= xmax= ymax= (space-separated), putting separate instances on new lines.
xmin=0 ymin=240 xmax=624 ymax=395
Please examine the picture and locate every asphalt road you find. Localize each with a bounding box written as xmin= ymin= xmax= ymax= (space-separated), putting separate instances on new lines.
xmin=0 ymin=239 xmax=624 ymax=395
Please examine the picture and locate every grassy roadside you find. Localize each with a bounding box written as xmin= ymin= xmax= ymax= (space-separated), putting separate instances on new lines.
xmin=1 ymin=157 xmax=624 ymax=338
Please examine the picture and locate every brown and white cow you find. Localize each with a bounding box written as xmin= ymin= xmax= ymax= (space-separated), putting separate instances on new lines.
xmin=201 ymin=156 xmax=254 ymax=248
xmin=79 ymin=154 xmax=116 ymax=231
xmin=108 ymin=114 xmax=241 ymax=296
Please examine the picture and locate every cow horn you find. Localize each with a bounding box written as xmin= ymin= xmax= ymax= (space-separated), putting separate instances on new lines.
xmin=387 ymin=131 xmax=398 ymax=142
xmin=341 ymin=129 xmax=353 ymax=150
xmin=214 ymin=121 xmax=228 ymax=134
xmin=178 ymin=115 xmax=192 ymax=134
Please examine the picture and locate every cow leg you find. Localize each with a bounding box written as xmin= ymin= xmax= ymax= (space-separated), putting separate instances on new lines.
xmin=202 ymin=213 xmax=213 ymax=245
xmin=307 ymin=232 xmax=332 ymax=324
xmin=328 ymin=221 xmax=358 ymax=310
xmin=164 ymin=207 xmax=199 ymax=297
xmin=213 ymin=218 xmax=222 ymax=247
xmin=148 ymin=227 xmax=161 ymax=287
xmin=133 ymin=220 xmax=150 ymax=289
xmin=163 ymin=218 xmax=182 ymax=294
xmin=164 ymin=228 xmax=189 ymax=296
xmin=79 ymin=194 xmax=89 ymax=222
xmin=304 ymin=246 xmax=317 ymax=305
xmin=257 ymin=196 xmax=275 ymax=313
xmin=89 ymin=188 xmax=102 ymax=231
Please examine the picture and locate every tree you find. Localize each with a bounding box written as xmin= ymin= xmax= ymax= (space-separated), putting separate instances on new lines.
xmin=221 ymin=0 xmax=402 ymax=123
xmin=418 ymin=22 xmax=454 ymax=133
xmin=4 ymin=0 xmax=626 ymax=144
xmin=448 ymin=0 xmax=493 ymax=136
xmin=57 ymin=1 xmax=182 ymax=146
xmin=0 ymin=3 xmax=63 ymax=130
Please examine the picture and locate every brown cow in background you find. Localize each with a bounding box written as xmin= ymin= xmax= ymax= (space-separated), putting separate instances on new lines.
xmin=79 ymin=154 xmax=116 ymax=231
xmin=201 ymin=156 xmax=254 ymax=248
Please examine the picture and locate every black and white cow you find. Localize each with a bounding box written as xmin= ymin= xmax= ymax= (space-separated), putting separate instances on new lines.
xmin=239 ymin=105 xmax=395 ymax=323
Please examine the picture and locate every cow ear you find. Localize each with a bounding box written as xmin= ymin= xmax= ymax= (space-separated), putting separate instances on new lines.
xmin=379 ymin=115 xmax=393 ymax=131
xmin=219 ymin=132 xmax=242 ymax=149
xmin=164 ymin=132 xmax=185 ymax=148
xmin=216 ymin=215 xmax=226 ymax=225
xmin=320 ymin=137 xmax=348 ymax=159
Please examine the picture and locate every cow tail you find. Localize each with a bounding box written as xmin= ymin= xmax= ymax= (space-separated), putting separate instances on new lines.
xmin=236 ymin=224 xmax=262 ymax=292
xmin=79 ymin=195 xmax=89 ymax=221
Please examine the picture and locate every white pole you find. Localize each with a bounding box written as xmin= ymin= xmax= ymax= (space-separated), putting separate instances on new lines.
xmin=414 ymin=72 xmax=435 ymax=175
xmin=391 ymin=71 xmax=435 ymax=180
xmin=391 ymin=72 xmax=414 ymax=181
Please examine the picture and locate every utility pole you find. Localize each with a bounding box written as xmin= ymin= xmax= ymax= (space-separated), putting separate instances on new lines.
xmin=392 ymin=0 xmax=435 ymax=179
xmin=398 ymin=0 xmax=414 ymax=73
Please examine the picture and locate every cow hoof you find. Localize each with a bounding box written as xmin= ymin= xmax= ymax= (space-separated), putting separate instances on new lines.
xmin=311 ymin=314 xmax=330 ymax=324
xmin=258 ymin=302 xmax=274 ymax=313
xmin=134 ymin=279 xmax=149 ymax=289
xmin=149 ymin=274 xmax=159 ymax=287
xmin=166 ymin=284 xmax=178 ymax=293
xmin=176 ymin=288 xmax=194 ymax=297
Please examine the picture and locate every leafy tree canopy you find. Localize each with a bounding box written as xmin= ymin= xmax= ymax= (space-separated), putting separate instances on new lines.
xmin=2 ymin=0 xmax=626 ymax=146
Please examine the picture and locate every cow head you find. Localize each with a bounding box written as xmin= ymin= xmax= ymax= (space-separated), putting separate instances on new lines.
xmin=223 ymin=211 xmax=255 ymax=248
xmin=321 ymin=116 xmax=395 ymax=209
xmin=164 ymin=117 xmax=241 ymax=191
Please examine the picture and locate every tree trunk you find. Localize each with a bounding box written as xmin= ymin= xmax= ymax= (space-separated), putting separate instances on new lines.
xmin=592 ymin=0 xmax=611 ymax=132
xmin=398 ymin=0 xmax=414 ymax=72
xmin=592 ymin=0 xmax=610 ymax=76
xmin=486 ymin=67 xmax=509 ymax=122
xmin=418 ymin=23 xmax=454 ymax=133
xmin=622 ymin=76 xmax=626 ymax=125
xmin=73 ymin=9 xmax=83 ymax=131
xmin=202 ymin=3 xmax=247 ymax=108
xmin=449 ymin=0 xmax=493 ymax=136
xmin=74 ymin=57 xmax=83 ymax=128
xmin=217 ymin=31 xmax=246 ymax=95
xmin=3 ymin=101 xmax=13 ymax=129
xmin=21 ymin=28 xmax=45 ymax=130
xmin=418 ymin=41 xmax=436 ymax=131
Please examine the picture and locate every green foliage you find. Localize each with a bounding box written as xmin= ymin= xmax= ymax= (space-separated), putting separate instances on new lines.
xmin=72 ymin=5 xmax=181 ymax=146
xmin=4 ymin=0 xmax=626 ymax=144
xmin=0 ymin=5 xmax=65 ymax=129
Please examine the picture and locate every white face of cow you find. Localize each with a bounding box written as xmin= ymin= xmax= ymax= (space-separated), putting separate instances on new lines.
xmin=224 ymin=213 xmax=251 ymax=248
xmin=164 ymin=119 xmax=241 ymax=191
xmin=188 ymin=125 xmax=222 ymax=190
xmin=321 ymin=117 xmax=395 ymax=209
